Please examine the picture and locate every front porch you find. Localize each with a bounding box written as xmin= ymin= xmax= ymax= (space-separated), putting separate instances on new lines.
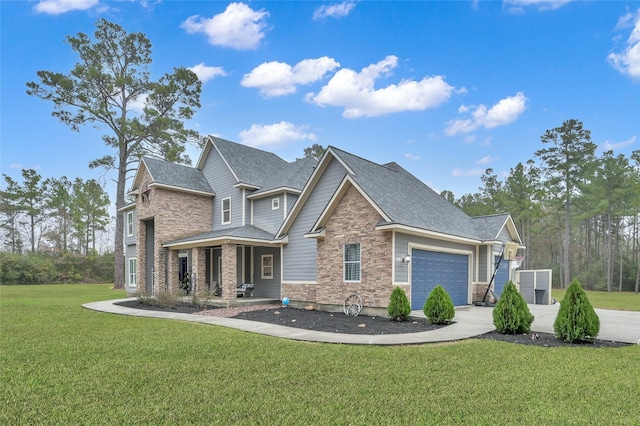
xmin=178 ymin=295 xmax=280 ymax=308
xmin=156 ymin=226 xmax=284 ymax=302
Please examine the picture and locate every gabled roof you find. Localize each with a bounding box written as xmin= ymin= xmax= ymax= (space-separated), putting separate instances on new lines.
xmin=281 ymin=146 xmax=519 ymax=244
xmin=472 ymin=213 xmax=523 ymax=244
xmin=163 ymin=225 xmax=277 ymax=249
xmin=249 ymin=156 xmax=318 ymax=198
xmin=331 ymin=147 xmax=482 ymax=240
xmin=197 ymin=136 xmax=288 ymax=187
xmin=131 ymin=156 xmax=214 ymax=196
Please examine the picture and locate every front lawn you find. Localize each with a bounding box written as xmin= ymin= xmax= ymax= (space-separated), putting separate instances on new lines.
xmin=1 ymin=285 xmax=639 ymax=424
xmin=552 ymin=288 xmax=640 ymax=311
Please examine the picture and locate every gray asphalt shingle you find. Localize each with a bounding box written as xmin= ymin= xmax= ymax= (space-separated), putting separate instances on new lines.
xmin=142 ymin=156 xmax=214 ymax=195
xmin=330 ymin=147 xmax=508 ymax=242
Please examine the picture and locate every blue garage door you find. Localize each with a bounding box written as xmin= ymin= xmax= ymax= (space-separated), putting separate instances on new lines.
xmin=493 ymin=256 xmax=510 ymax=297
xmin=411 ymin=250 xmax=469 ymax=309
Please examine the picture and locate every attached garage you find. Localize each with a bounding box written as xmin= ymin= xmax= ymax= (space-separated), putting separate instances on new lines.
xmin=410 ymin=249 xmax=470 ymax=309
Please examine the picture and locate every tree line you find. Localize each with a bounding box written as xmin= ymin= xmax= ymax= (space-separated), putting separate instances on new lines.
xmin=442 ymin=119 xmax=640 ymax=293
xmin=1 ymin=169 xmax=111 ymax=255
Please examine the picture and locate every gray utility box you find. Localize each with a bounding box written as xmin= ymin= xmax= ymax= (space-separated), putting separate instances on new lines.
xmin=517 ymin=270 xmax=553 ymax=305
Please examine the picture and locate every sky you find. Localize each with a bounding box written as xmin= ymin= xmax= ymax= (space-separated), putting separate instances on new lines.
xmin=2 ymin=0 xmax=639 ymax=210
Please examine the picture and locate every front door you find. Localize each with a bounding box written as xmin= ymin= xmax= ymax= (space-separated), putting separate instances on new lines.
xmin=179 ymin=255 xmax=189 ymax=294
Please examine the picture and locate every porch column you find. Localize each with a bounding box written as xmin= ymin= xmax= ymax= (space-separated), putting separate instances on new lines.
xmin=167 ymin=250 xmax=180 ymax=293
xmin=221 ymin=243 xmax=238 ymax=299
xmin=192 ymin=247 xmax=207 ymax=294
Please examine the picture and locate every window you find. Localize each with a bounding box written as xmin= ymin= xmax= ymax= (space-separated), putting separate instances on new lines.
xmin=128 ymin=258 xmax=137 ymax=287
xmin=222 ymin=197 xmax=231 ymax=224
xmin=344 ymin=243 xmax=361 ymax=282
xmin=126 ymin=211 xmax=134 ymax=237
xmin=272 ymin=197 xmax=280 ymax=210
xmin=261 ymin=255 xmax=273 ymax=279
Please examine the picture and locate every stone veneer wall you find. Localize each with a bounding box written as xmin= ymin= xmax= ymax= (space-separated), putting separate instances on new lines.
xmin=281 ymin=283 xmax=317 ymax=306
xmin=135 ymin=170 xmax=212 ymax=293
xmin=316 ymin=184 xmax=393 ymax=309
xmin=473 ymin=283 xmax=497 ymax=304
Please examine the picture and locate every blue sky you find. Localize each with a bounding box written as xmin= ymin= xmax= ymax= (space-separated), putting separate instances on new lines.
xmin=2 ymin=0 xmax=639 ymax=207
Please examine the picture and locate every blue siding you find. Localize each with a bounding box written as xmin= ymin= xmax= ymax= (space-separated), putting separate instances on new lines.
xmin=411 ymin=249 xmax=469 ymax=308
xmin=201 ymin=145 xmax=243 ymax=230
xmin=253 ymin=246 xmax=281 ymax=298
xmin=253 ymin=195 xmax=285 ymax=234
xmin=478 ymin=245 xmax=488 ymax=282
xmin=283 ymin=159 xmax=346 ymax=282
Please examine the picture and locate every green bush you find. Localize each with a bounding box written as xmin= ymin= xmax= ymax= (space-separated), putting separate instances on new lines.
xmin=492 ymin=281 xmax=534 ymax=334
xmin=387 ymin=286 xmax=411 ymax=321
xmin=423 ymin=285 xmax=455 ymax=324
xmin=554 ymin=279 xmax=600 ymax=343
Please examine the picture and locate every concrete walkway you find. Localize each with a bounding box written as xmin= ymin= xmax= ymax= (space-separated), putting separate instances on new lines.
xmin=83 ymin=299 xmax=640 ymax=345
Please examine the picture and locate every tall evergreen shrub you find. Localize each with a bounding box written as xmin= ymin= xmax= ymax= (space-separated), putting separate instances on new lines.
xmin=387 ymin=286 xmax=411 ymax=321
xmin=492 ymin=281 xmax=534 ymax=334
xmin=554 ymin=279 xmax=600 ymax=342
xmin=423 ymin=285 xmax=455 ymax=324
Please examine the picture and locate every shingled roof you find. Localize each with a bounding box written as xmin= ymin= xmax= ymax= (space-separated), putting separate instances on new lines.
xmin=140 ymin=156 xmax=214 ymax=195
xmin=329 ymin=147 xmax=507 ymax=242
xmin=211 ymin=137 xmax=288 ymax=187
xmin=250 ymin=156 xmax=318 ymax=197
xmin=163 ymin=225 xmax=275 ymax=247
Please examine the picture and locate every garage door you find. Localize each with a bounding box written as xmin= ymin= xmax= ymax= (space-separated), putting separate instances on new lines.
xmin=411 ymin=249 xmax=469 ymax=310
xmin=492 ymin=256 xmax=510 ymax=297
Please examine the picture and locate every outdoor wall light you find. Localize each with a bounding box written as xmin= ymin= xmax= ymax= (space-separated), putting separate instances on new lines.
xmin=402 ymin=254 xmax=411 ymax=265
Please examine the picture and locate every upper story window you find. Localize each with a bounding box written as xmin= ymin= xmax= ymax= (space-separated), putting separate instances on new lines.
xmin=272 ymin=198 xmax=280 ymax=210
xmin=222 ymin=197 xmax=231 ymax=224
xmin=126 ymin=211 xmax=134 ymax=237
xmin=344 ymin=243 xmax=361 ymax=282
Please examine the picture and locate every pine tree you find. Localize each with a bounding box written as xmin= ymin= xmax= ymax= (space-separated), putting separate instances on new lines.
xmin=423 ymin=285 xmax=455 ymax=324
xmin=387 ymin=286 xmax=411 ymax=321
xmin=493 ymin=281 xmax=534 ymax=334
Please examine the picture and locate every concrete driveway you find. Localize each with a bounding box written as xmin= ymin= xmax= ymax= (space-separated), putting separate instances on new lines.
xmin=413 ymin=304 xmax=640 ymax=344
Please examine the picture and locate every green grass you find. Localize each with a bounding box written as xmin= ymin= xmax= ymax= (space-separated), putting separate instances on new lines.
xmin=2 ymin=285 xmax=639 ymax=425
xmin=552 ymin=288 xmax=640 ymax=311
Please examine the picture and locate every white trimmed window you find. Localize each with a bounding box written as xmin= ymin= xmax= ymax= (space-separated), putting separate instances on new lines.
xmin=272 ymin=197 xmax=280 ymax=210
xmin=128 ymin=258 xmax=137 ymax=287
xmin=344 ymin=243 xmax=361 ymax=282
xmin=126 ymin=211 xmax=134 ymax=237
xmin=261 ymin=255 xmax=273 ymax=279
xmin=222 ymin=197 xmax=231 ymax=224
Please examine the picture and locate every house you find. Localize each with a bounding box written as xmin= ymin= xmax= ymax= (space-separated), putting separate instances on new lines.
xmin=123 ymin=136 xmax=523 ymax=314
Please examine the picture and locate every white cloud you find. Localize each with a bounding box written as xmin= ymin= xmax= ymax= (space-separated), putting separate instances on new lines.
xmin=476 ymin=155 xmax=498 ymax=165
xmin=34 ymin=0 xmax=98 ymax=14
xmin=241 ymin=57 xmax=340 ymax=97
xmin=9 ymin=163 xmax=23 ymax=169
xmin=503 ymin=0 xmax=572 ymax=12
xmin=608 ymin=9 xmax=640 ymax=80
xmin=463 ymin=135 xmax=476 ymax=145
xmin=238 ymin=121 xmax=317 ymax=148
xmin=404 ymin=153 xmax=421 ymax=161
xmin=188 ymin=63 xmax=227 ymax=83
xmin=307 ymin=55 xmax=456 ymax=118
xmin=181 ymin=3 xmax=269 ymax=50
xmin=313 ymin=1 xmax=356 ymax=20
xmin=600 ymin=136 xmax=636 ymax=151
xmin=451 ymin=168 xmax=484 ymax=177
xmin=444 ymin=92 xmax=527 ymax=136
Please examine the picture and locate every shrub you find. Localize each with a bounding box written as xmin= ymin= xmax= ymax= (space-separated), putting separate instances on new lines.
xmin=554 ymin=279 xmax=600 ymax=343
xmin=492 ymin=281 xmax=534 ymax=334
xmin=387 ymin=286 xmax=411 ymax=321
xmin=423 ymin=285 xmax=455 ymax=324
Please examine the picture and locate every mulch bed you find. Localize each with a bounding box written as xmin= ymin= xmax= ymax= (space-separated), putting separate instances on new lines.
xmin=114 ymin=300 xmax=629 ymax=347
xmin=233 ymin=307 xmax=446 ymax=335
